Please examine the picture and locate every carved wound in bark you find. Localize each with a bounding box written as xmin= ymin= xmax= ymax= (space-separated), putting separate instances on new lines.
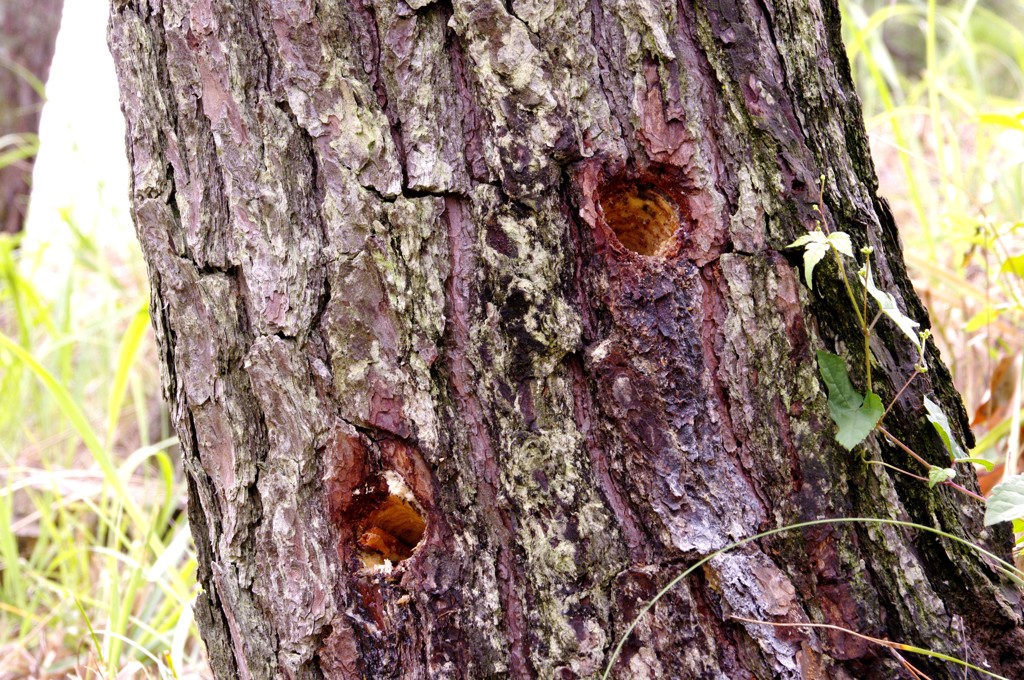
xmin=597 ymin=173 xmax=682 ymax=258
xmin=355 ymin=479 xmax=426 ymax=565
xmin=324 ymin=431 xmax=429 ymax=569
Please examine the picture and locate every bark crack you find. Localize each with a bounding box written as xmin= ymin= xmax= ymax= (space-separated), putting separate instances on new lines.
xmin=586 ymin=0 xmax=630 ymax=154
xmin=751 ymin=0 xmax=812 ymax=162
xmin=352 ymin=0 xmax=408 ymax=187
xmin=442 ymin=0 xmax=490 ymax=184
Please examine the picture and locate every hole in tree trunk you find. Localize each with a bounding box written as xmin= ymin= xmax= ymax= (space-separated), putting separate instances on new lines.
xmin=597 ymin=179 xmax=681 ymax=257
xmin=353 ymin=471 xmax=426 ymax=568
xmin=358 ymin=495 xmax=426 ymax=563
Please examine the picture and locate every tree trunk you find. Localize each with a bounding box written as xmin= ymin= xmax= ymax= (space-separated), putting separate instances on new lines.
xmin=0 ymin=0 xmax=62 ymax=234
xmin=108 ymin=1 xmax=1024 ymax=677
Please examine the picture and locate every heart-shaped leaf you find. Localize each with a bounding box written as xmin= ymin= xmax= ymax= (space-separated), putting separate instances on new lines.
xmin=985 ymin=474 xmax=1024 ymax=526
xmin=817 ymin=350 xmax=883 ymax=450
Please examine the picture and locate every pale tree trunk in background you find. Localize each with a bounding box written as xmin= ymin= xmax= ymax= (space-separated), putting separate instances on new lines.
xmin=0 ymin=0 xmax=62 ymax=234
xmin=109 ymin=0 xmax=1024 ymax=677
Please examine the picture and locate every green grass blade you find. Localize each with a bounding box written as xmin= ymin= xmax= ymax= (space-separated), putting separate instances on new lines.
xmin=0 ymin=331 xmax=164 ymax=556
xmin=107 ymin=306 xmax=151 ymax=446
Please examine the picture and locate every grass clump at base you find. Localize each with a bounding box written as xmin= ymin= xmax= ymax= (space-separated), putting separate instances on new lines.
xmin=0 ymin=220 xmax=205 ymax=678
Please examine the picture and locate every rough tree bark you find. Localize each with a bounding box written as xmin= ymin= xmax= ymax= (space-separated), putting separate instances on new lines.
xmin=109 ymin=0 xmax=1024 ymax=677
xmin=0 ymin=0 xmax=63 ymax=234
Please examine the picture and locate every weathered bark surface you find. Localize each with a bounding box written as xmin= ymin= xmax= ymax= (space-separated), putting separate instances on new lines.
xmin=0 ymin=0 xmax=62 ymax=234
xmin=109 ymin=1 xmax=1024 ymax=677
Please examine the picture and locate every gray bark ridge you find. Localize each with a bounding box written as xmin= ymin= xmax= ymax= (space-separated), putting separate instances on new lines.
xmin=109 ymin=0 xmax=1024 ymax=678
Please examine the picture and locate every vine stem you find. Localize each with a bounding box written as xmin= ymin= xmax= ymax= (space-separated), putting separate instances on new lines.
xmin=816 ymin=177 xmax=872 ymax=392
xmin=877 ymin=426 xmax=987 ymax=503
xmin=831 ymin=248 xmax=871 ymax=392
xmin=883 ymin=371 xmax=919 ymax=422
xmin=832 ymin=248 xmax=867 ymax=330
xmin=942 ymin=480 xmax=986 ymax=503
xmin=877 ymin=425 xmax=931 ymax=468
xmin=863 ymin=259 xmax=870 ymax=332
xmin=726 ymin=616 xmax=1007 ymax=680
xmin=868 ymin=309 xmax=883 ymax=332
xmin=865 ymin=459 xmax=930 ymax=482
xmin=602 ymin=517 xmax=1022 ymax=678
xmin=864 ymin=327 xmax=873 ymax=394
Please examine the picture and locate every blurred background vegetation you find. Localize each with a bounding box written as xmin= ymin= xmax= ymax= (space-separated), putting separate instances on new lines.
xmin=0 ymin=0 xmax=1022 ymax=677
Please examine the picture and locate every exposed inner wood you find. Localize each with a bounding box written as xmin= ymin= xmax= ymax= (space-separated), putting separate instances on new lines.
xmin=357 ymin=495 xmax=426 ymax=564
xmin=598 ymin=182 xmax=680 ymax=257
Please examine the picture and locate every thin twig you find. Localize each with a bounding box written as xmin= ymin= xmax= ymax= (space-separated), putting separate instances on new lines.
xmin=868 ymin=310 xmax=883 ymax=332
xmin=893 ymin=650 xmax=935 ymax=680
xmin=864 ymin=459 xmax=929 ymax=483
xmin=883 ymin=371 xmax=920 ymax=422
xmin=878 ymin=425 xmax=932 ymax=468
xmin=876 ymin=426 xmax=987 ymax=502
xmin=727 ymin=615 xmax=1007 ymax=679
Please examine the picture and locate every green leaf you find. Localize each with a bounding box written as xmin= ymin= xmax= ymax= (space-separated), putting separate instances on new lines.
xmin=927 ymin=466 xmax=956 ymax=488
xmin=953 ymin=457 xmax=996 ymax=472
xmin=827 ymin=231 xmax=854 ymax=258
xmin=802 ymin=241 xmax=829 ymax=289
xmin=964 ymin=305 xmax=1005 ymax=333
xmin=861 ymin=263 xmax=921 ymax=351
xmin=787 ymin=231 xmax=829 ymax=289
xmin=979 ymin=112 xmax=1024 ymax=132
xmin=107 ymin=305 xmax=151 ymax=446
xmin=985 ymin=474 xmax=1024 ymax=526
xmin=923 ymin=396 xmax=967 ymax=462
xmin=817 ymin=350 xmax=883 ymax=450
xmin=1000 ymin=254 xmax=1024 ymax=280
xmin=817 ymin=350 xmax=862 ymax=411
xmin=788 ymin=233 xmax=824 ymax=249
